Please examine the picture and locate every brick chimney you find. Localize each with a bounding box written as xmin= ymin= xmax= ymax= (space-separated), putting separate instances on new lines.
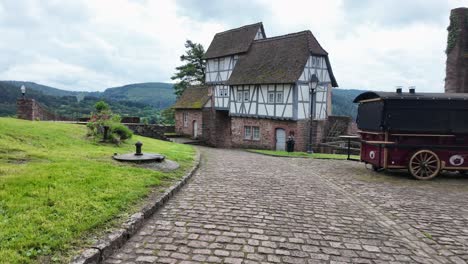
xmin=445 ymin=7 xmax=468 ymax=93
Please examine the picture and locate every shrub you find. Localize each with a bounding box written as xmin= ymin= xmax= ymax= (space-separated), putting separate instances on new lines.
xmin=111 ymin=123 xmax=133 ymax=140
xmin=94 ymin=100 xmax=109 ymax=112
xmin=86 ymin=103 xmax=132 ymax=144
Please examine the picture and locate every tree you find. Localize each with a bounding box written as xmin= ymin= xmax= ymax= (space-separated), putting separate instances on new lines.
xmin=171 ymin=40 xmax=206 ymax=97
xmin=94 ymin=100 xmax=109 ymax=112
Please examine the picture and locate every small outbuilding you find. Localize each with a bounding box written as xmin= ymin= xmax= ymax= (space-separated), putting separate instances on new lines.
xmin=173 ymin=86 xmax=212 ymax=139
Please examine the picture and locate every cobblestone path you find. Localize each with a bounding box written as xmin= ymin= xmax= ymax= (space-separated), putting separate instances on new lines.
xmin=105 ymin=148 xmax=468 ymax=264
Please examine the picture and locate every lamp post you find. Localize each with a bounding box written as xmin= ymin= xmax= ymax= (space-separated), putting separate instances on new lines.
xmin=307 ymin=74 xmax=319 ymax=154
xmin=20 ymin=85 xmax=26 ymax=99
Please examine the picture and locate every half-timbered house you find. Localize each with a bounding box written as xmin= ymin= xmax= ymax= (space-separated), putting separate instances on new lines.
xmin=174 ymin=22 xmax=338 ymax=151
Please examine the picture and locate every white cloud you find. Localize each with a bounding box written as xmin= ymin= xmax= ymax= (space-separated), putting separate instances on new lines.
xmin=0 ymin=0 xmax=464 ymax=92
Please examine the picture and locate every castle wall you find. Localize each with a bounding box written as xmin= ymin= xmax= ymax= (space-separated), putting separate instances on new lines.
xmin=445 ymin=8 xmax=468 ymax=93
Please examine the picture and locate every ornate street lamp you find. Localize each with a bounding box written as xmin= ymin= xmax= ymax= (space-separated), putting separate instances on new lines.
xmin=307 ymin=74 xmax=319 ymax=154
xmin=20 ymin=85 xmax=26 ymax=99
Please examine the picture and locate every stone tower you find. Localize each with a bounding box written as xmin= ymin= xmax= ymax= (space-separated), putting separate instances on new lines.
xmin=445 ymin=7 xmax=468 ymax=93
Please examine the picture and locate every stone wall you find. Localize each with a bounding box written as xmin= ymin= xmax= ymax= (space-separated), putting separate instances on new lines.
xmin=230 ymin=117 xmax=326 ymax=152
xmin=445 ymin=8 xmax=468 ymax=93
xmin=125 ymin=124 xmax=174 ymax=141
xmin=202 ymin=110 xmax=232 ymax=148
xmin=17 ymin=99 xmax=67 ymax=121
xmin=175 ymin=110 xmax=203 ymax=139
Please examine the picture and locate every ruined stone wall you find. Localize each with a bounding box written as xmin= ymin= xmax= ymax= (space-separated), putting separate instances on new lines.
xmin=125 ymin=124 xmax=173 ymax=141
xmin=445 ymin=8 xmax=468 ymax=93
xmin=16 ymin=99 xmax=66 ymax=121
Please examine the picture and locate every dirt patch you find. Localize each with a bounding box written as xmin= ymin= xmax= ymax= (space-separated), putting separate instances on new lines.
xmin=139 ymin=159 xmax=180 ymax=172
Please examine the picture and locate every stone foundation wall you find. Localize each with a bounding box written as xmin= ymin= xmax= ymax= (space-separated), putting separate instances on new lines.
xmin=175 ymin=110 xmax=203 ymax=139
xmin=202 ymin=110 xmax=232 ymax=148
xmin=230 ymin=117 xmax=326 ymax=151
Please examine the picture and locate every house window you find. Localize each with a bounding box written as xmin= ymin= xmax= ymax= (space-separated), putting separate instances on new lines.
xmin=276 ymin=92 xmax=283 ymax=103
xmin=183 ymin=112 xmax=188 ymax=127
xmin=244 ymin=91 xmax=250 ymax=102
xmin=237 ymin=91 xmax=242 ymax=102
xmin=268 ymin=91 xmax=283 ymax=103
xmin=252 ymin=127 xmax=260 ymax=140
xmin=244 ymin=126 xmax=260 ymax=141
xmin=219 ymin=87 xmax=228 ymax=97
xmin=268 ymin=92 xmax=275 ymax=103
xmin=244 ymin=126 xmax=251 ymax=139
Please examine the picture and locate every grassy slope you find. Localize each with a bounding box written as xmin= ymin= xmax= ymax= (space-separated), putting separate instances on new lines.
xmin=0 ymin=118 xmax=194 ymax=263
xmin=248 ymin=149 xmax=360 ymax=160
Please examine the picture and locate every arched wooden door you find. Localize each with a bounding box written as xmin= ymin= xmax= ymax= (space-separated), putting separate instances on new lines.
xmin=276 ymin=128 xmax=286 ymax=151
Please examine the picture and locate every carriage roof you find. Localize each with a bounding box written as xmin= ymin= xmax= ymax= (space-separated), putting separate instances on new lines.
xmin=353 ymin=91 xmax=468 ymax=103
xmin=354 ymin=91 xmax=468 ymax=134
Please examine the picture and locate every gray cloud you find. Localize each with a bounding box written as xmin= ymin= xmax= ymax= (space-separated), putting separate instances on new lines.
xmin=175 ymin=0 xmax=268 ymax=25
xmin=0 ymin=0 xmax=464 ymax=92
xmin=342 ymin=0 xmax=451 ymax=27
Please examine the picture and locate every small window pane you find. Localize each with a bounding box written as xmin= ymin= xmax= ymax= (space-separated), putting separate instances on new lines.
xmin=268 ymin=92 xmax=275 ymax=103
xmin=244 ymin=91 xmax=250 ymax=102
xmin=237 ymin=91 xmax=242 ymax=102
xmin=183 ymin=113 xmax=188 ymax=127
xmin=244 ymin=126 xmax=251 ymax=139
xmin=252 ymin=127 xmax=260 ymax=140
xmin=276 ymin=92 xmax=283 ymax=103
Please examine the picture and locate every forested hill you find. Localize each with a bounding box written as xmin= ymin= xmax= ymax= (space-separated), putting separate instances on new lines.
xmin=97 ymin=82 xmax=175 ymax=109
xmin=2 ymin=81 xmax=177 ymax=109
xmin=3 ymin=80 xmax=81 ymax=97
xmin=0 ymin=81 xmax=172 ymax=122
xmin=332 ymin=89 xmax=367 ymax=120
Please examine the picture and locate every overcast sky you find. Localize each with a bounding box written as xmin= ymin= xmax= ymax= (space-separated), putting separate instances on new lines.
xmin=0 ymin=0 xmax=465 ymax=92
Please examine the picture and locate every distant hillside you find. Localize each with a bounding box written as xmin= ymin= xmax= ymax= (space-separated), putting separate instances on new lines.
xmin=4 ymin=81 xmax=177 ymax=109
xmin=0 ymin=81 xmax=77 ymax=116
xmin=0 ymin=81 xmax=162 ymax=121
xmin=3 ymin=80 xmax=80 ymax=97
xmin=332 ymin=89 xmax=367 ymax=120
xmin=100 ymin=82 xmax=175 ymax=109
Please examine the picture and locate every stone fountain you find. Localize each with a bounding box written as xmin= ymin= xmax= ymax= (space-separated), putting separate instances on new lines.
xmin=113 ymin=141 xmax=165 ymax=162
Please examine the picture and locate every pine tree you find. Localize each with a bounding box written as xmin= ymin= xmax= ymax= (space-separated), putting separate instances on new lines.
xmin=171 ymin=40 xmax=206 ymax=97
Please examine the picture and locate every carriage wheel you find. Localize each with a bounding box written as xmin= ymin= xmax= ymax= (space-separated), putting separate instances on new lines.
xmin=408 ymin=150 xmax=441 ymax=180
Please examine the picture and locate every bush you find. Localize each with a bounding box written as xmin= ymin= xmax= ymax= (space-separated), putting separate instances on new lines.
xmin=111 ymin=123 xmax=133 ymax=140
xmin=94 ymin=100 xmax=109 ymax=112
xmin=86 ymin=103 xmax=132 ymax=144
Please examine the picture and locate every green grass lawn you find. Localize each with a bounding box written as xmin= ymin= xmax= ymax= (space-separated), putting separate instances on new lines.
xmin=0 ymin=118 xmax=195 ymax=263
xmin=248 ymin=149 xmax=360 ymax=160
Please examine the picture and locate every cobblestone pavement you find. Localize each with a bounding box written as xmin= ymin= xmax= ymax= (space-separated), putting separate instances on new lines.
xmin=105 ymin=148 xmax=468 ymax=264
